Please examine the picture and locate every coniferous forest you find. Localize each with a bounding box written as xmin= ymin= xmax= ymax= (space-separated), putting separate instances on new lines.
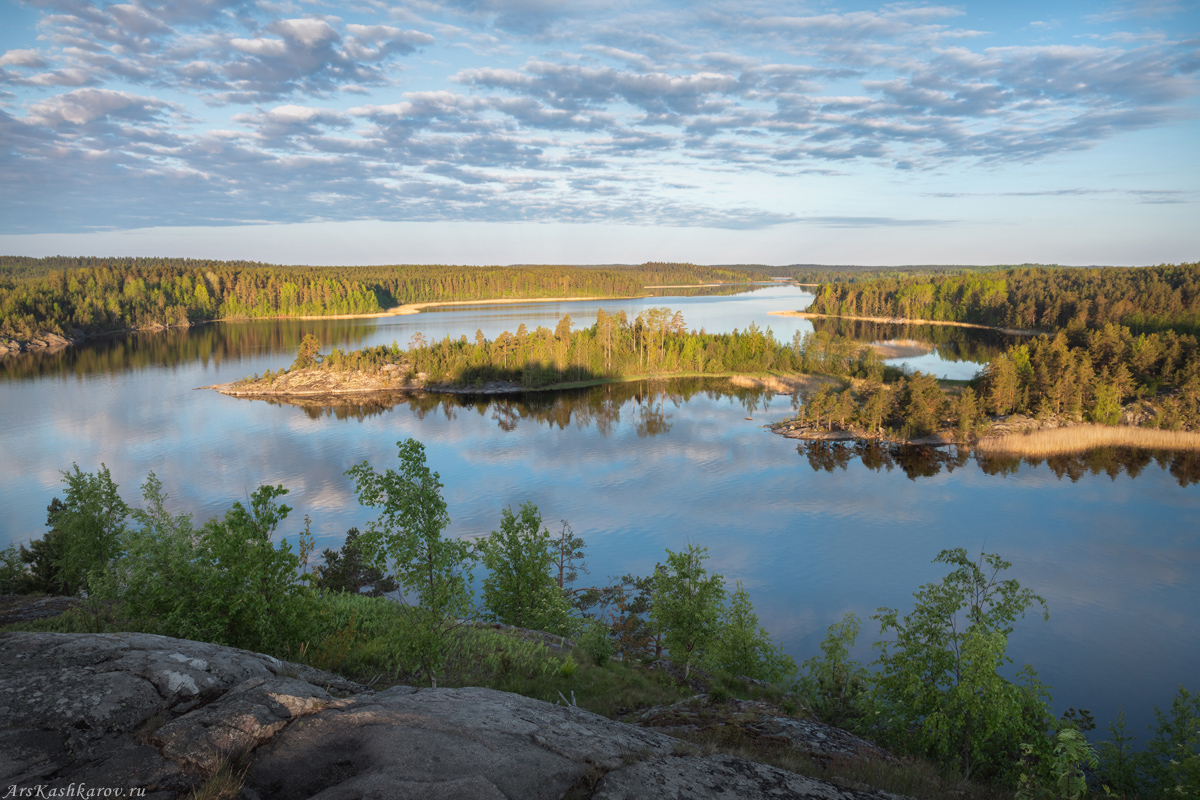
xmin=0 ymin=257 xmax=769 ymax=342
xmin=807 ymin=263 xmax=1200 ymax=335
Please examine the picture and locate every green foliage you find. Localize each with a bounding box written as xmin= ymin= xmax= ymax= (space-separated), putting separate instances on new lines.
xmin=705 ymin=581 xmax=797 ymax=684
xmin=797 ymin=612 xmax=871 ymax=728
xmin=188 ymin=485 xmax=313 ymax=653
xmin=871 ymin=549 xmax=1052 ymax=783
xmin=53 ymin=464 xmax=129 ymax=594
xmin=476 ymin=502 xmax=573 ymax=635
xmin=0 ymin=544 xmax=26 ymax=594
xmin=579 ymin=572 xmax=660 ymax=660
xmin=1017 ymin=728 xmax=1098 ymax=800
xmin=1145 ymin=685 xmax=1200 ymax=799
xmin=1090 ymin=383 xmax=1123 ymax=425
xmin=345 ymin=439 xmax=475 ymax=686
xmin=293 ymin=333 xmax=321 ymax=370
xmin=579 ymin=619 xmax=615 ymax=667
xmin=104 ymin=473 xmax=202 ymax=631
xmin=18 ymin=499 xmax=74 ymax=595
xmin=1094 ymin=710 xmax=1145 ymax=799
xmin=311 ymin=528 xmax=399 ymax=596
xmin=652 ymin=544 xmax=726 ymax=678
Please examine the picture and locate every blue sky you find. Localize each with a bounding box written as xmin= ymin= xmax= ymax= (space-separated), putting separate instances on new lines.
xmin=0 ymin=0 xmax=1197 ymax=265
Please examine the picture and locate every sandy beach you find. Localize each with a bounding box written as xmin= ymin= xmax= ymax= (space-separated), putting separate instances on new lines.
xmin=294 ymin=295 xmax=645 ymax=321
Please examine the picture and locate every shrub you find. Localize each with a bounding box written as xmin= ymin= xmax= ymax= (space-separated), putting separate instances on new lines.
xmin=345 ymin=439 xmax=475 ymax=687
xmin=476 ymin=502 xmax=572 ymax=635
xmin=797 ymin=612 xmax=870 ymax=728
xmin=871 ymin=549 xmax=1052 ymax=784
xmin=579 ymin=619 xmax=614 ymax=667
xmin=652 ymin=544 xmax=725 ymax=679
xmin=705 ymin=581 xmax=796 ymax=684
xmin=53 ymin=464 xmax=129 ymax=593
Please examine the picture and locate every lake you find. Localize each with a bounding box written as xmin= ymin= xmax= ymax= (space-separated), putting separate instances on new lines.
xmin=1 ymin=284 xmax=1195 ymax=742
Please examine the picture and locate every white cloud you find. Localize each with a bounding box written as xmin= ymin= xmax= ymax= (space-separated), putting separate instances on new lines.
xmin=0 ymin=49 xmax=47 ymax=68
xmin=1 ymin=0 xmax=1196 ymax=236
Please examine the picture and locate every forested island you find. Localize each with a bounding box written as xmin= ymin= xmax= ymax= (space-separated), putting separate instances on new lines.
xmin=0 ymin=256 xmax=772 ymax=352
xmin=219 ymin=299 xmax=1200 ymax=454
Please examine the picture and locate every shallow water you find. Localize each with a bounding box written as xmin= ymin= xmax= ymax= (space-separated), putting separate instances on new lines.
xmin=1 ymin=284 xmax=1195 ymax=740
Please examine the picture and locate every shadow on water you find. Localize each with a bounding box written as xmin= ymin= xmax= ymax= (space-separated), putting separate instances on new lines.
xmin=796 ymin=440 xmax=1200 ymax=487
xmin=807 ymin=317 xmax=1018 ymax=364
xmin=241 ymin=376 xmax=1200 ymax=486
xmin=253 ymin=376 xmax=777 ymax=435
xmin=0 ymin=318 xmax=378 ymax=380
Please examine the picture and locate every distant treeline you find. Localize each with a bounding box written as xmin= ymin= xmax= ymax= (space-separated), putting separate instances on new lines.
xmin=807 ymin=263 xmax=1200 ymax=334
xmin=774 ymin=263 xmax=1022 ymax=284
xmin=0 ymin=257 xmax=770 ymax=342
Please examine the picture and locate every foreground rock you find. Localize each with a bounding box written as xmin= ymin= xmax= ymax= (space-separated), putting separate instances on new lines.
xmin=2 ymin=632 xmax=906 ymax=800
xmin=633 ymin=694 xmax=893 ymax=765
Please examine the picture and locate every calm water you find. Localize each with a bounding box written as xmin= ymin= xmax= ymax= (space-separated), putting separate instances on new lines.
xmin=1 ymin=285 xmax=1196 ymax=740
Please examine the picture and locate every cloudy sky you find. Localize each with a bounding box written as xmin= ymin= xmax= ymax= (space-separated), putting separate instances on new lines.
xmin=0 ymin=0 xmax=1197 ymax=265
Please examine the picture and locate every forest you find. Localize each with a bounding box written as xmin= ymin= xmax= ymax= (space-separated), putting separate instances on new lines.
xmin=807 ymin=263 xmax=1200 ymax=335
xmin=278 ymin=306 xmax=1200 ymax=438
xmin=278 ymin=307 xmax=884 ymax=388
xmin=0 ymin=257 xmax=770 ymax=342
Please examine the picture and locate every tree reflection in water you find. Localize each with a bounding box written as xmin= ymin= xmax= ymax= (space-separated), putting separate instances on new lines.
xmin=252 ymin=379 xmax=1200 ymax=487
xmin=255 ymin=377 xmax=776 ymax=435
xmin=797 ymin=440 xmax=1200 ymax=487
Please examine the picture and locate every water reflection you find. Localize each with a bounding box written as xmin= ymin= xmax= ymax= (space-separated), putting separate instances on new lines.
xmin=0 ymin=317 xmax=379 ymax=380
xmin=808 ymin=317 xmax=1019 ymax=365
xmin=247 ymin=377 xmax=775 ymax=435
xmin=796 ymin=440 xmax=1200 ymax=487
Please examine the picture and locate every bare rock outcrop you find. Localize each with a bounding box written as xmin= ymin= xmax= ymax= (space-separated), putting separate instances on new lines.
xmin=2 ymin=632 xmax=906 ymax=800
xmin=593 ymin=753 xmax=905 ymax=800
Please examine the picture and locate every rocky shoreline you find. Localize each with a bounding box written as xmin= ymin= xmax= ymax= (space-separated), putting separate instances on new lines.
xmin=1 ymin=630 xmax=908 ymax=800
xmin=0 ymin=330 xmax=84 ymax=355
xmin=0 ymin=321 xmax=194 ymax=357
xmin=206 ymin=363 xmax=532 ymax=398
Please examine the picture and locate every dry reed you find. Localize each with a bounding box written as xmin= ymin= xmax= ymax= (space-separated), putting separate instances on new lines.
xmin=728 ymin=374 xmax=833 ymax=394
xmin=976 ymin=425 xmax=1200 ymax=456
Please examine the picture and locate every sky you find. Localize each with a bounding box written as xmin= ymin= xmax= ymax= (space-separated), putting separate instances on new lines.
xmin=0 ymin=0 xmax=1197 ymax=266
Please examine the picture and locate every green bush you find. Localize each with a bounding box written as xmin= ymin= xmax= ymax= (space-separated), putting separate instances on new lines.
xmin=476 ymin=502 xmax=572 ymax=635
xmin=579 ymin=619 xmax=614 ymax=667
xmin=704 ymin=581 xmax=796 ymax=684
xmin=53 ymin=464 xmax=129 ymax=593
xmin=0 ymin=544 xmax=26 ymax=594
xmin=871 ymin=549 xmax=1052 ymax=784
xmin=345 ymin=439 xmax=475 ymax=687
xmin=311 ymin=528 xmax=398 ymax=597
xmin=797 ymin=612 xmax=870 ymax=728
xmin=1144 ymin=685 xmax=1200 ymax=799
xmin=651 ymin=544 xmax=725 ymax=679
